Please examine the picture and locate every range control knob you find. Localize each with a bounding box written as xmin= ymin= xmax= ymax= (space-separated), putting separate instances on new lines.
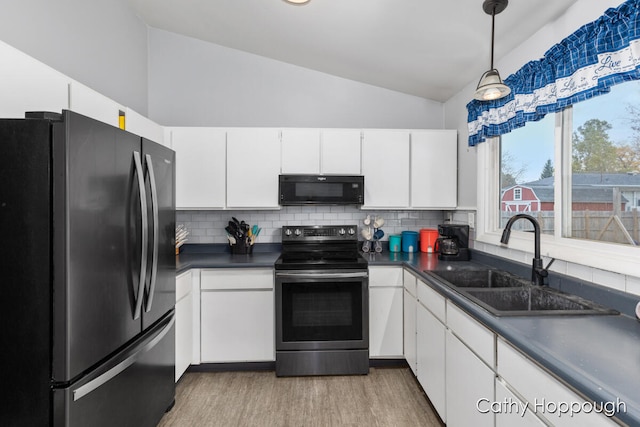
xmin=347 ymin=227 xmax=356 ymax=235
xmin=284 ymin=228 xmax=292 ymax=236
xmin=338 ymin=228 xmax=346 ymax=236
xmin=294 ymin=228 xmax=302 ymax=236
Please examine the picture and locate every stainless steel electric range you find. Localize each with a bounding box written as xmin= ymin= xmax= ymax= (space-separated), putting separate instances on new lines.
xmin=274 ymin=225 xmax=369 ymax=377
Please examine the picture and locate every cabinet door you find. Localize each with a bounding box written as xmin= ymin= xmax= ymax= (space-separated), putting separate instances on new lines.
xmin=411 ymin=130 xmax=457 ymax=208
xmin=175 ymin=271 xmax=193 ymax=381
xmin=495 ymin=379 xmax=547 ymax=427
xmin=446 ymin=330 xmax=495 ymax=427
xmin=281 ymin=128 xmax=321 ymax=173
xmin=0 ymin=41 xmax=70 ymax=118
xmin=369 ymin=287 xmax=403 ymax=358
xmin=125 ymin=108 xmax=165 ymax=146
xmin=226 ymin=129 xmax=280 ymax=208
xmin=69 ymin=81 xmax=124 ymax=128
xmin=416 ymin=301 xmax=446 ymax=421
xmin=403 ymin=288 xmax=417 ymax=375
xmin=321 ymin=129 xmax=362 ymax=174
xmin=497 ymin=339 xmax=619 ymax=427
xmin=200 ymin=290 xmax=274 ymax=362
xmin=362 ymin=130 xmax=410 ymax=208
xmin=170 ymin=128 xmax=226 ymax=209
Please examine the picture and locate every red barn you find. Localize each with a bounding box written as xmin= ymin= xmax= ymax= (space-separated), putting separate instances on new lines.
xmin=501 ymin=185 xmax=542 ymax=212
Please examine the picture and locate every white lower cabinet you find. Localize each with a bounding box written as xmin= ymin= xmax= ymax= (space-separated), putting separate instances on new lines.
xmin=495 ymin=378 xmax=547 ymax=427
xmin=403 ymin=270 xmax=417 ymax=374
xmin=175 ymin=270 xmax=194 ymax=381
xmin=200 ymin=269 xmax=274 ymax=362
xmin=446 ymin=329 xmax=495 ymax=427
xmin=369 ymin=266 xmax=404 ymax=358
xmin=497 ymin=338 xmax=619 ymax=427
xmin=416 ymin=295 xmax=446 ymax=421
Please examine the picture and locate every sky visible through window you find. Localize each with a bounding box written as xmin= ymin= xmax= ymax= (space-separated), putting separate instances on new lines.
xmin=502 ymin=82 xmax=640 ymax=184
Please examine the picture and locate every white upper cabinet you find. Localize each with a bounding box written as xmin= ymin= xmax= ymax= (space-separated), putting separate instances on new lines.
xmin=321 ymin=129 xmax=362 ymax=174
xmin=69 ymin=81 xmax=124 ymax=128
xmin=170 ymin=127 xmax=226 ymax=210
xmin=124 ymin=108 xmax=165 ymax=146
xmin=0 ymin=41 xmax=70 ymax=118
xmin=281 ymin=128 xmax=321 ymax=174
xmin=280 ymin=128 xmax=361 ymax=175
xmin=362 ymin=130 xmax=410 ymax=208
xmin=410 ymin=130 xmax=457 ymax=209
xmin=226 ymin=128 xmax=281 ymax=209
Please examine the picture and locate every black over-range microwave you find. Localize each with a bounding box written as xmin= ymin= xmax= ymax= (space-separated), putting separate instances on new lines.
xmin=278 ymin=175 xmax=364 ymax=206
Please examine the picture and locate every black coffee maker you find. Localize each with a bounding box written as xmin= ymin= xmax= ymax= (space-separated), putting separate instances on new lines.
xmin=436 ymin=224 xmax=470 ymax=261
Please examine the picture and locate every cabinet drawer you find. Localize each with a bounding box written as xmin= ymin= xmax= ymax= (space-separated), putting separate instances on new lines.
xmin=201 ymin=268 xmax=274 ymax=290
xmin=176 ymin=270 xmax=192 ymax=302
xmin=497 ymin=338 xmax=618 ymax=427
xmin=403 ymin=269 xmax=417 ymax=296
xmin=417 ymin=279 xmax=445 ymax=322
xmin=447 ymin=302 xmax=495 ymax=368
xmin=369 ymin=266 xmax=403 ymax=287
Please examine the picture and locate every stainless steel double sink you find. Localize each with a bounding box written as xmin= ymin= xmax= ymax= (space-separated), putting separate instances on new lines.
xmin=425 ymin=268 xmax=618 ymax=316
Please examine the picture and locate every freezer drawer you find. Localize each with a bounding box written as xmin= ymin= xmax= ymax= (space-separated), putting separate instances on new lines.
xmin=52 ymin=313 xmax=175 ymax=427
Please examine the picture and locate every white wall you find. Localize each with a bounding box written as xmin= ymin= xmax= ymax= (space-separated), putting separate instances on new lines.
xmin=0 ymin=0 xmax=148 ymax=115
xmin=444 ymin=0 xmax=624 ymax=210
xmin=147 ymin=28 xmax=444 ymax=128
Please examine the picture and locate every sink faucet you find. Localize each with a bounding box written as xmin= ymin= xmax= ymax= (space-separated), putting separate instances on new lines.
xmin=500 ymin=214 xmax=555 ymax=286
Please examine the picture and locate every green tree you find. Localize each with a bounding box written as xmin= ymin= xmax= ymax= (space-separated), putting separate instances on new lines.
xmin=572 ymin=119 xmax=617 ymax=173
xmin=540 ymin=159 xmax=554 ymax=179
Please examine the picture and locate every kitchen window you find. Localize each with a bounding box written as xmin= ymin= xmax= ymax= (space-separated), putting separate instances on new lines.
xmin=500 ymin=114 xmax=555 ymax=235
xmin=478 ymin=81 xmax=640 ymax=277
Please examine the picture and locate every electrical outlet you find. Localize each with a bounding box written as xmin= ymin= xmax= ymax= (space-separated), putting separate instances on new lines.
xmin=468 ymin=212 xmax=475 ymax=229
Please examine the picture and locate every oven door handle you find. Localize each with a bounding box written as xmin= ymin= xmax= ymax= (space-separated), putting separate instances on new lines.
xmin=276 ymin=271 xmax=368 ymax=279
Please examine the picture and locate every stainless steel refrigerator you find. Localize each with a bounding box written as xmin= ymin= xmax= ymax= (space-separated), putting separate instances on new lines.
xmin=0 ymin=110 xmax=176 ymax=426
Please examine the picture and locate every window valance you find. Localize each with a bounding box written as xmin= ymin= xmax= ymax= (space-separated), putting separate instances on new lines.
xmin=467 ymin=0 xmax=640 ymax=146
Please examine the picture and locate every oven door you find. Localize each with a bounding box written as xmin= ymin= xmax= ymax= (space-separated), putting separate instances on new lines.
xmin=275 ymin=270 xmax=369 ymax=351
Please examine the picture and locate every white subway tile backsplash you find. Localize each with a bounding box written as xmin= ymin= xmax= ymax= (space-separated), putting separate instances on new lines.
xmin=593 ymin=268 xmax=626 ymax=292
xmin=176 ymin=207 xmax=447 ymax=244
xmin=566 ymin=262 xmax=593 ymax=282
xmin=627 ymin=275 xmax=640 ymax=296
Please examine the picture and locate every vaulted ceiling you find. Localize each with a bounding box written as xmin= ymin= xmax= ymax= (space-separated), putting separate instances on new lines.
xmin=128 ymin=0 xmax=579 ymax=102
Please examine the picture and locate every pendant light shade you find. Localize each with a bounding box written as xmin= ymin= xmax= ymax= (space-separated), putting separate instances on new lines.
xmin=284 ymin=0 xmax=310 ymax=4
xmin=474 ymin=0 xmax=510 ymax=101
xmin=474 ymin=69 xmax=511 ymax=100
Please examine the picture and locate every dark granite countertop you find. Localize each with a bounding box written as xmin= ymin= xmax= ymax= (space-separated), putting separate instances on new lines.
xmin=175 ymin=244 xmax=281 ymax=274
xmin=176 ymin=245 xmax=640 ymax=425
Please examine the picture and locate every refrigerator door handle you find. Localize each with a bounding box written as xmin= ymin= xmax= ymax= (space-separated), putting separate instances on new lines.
xmin=144 ymin=153 xmax=159 ymax=313
xmin=71 ymin=314 xmax=175 ymax=402
xmin=133 ymin=151 xmax=148 ymax=320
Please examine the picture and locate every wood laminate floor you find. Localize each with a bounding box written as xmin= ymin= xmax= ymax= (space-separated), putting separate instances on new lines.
xmin=158 ymin=368 xmax=443 ymax=427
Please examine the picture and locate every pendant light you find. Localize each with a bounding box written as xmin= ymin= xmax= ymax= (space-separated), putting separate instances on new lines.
xmin=284 ymin=0 xmax=310 ymax=4
xmin=474 ymin=0 xmax=511 ymax=101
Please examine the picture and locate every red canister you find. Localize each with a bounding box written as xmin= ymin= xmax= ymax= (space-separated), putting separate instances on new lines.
xmin=420 ymin=228 xmax=440 ymax=253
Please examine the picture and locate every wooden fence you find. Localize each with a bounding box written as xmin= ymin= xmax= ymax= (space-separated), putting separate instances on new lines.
xmin=501 ymin=209 xmax=640 ymax=246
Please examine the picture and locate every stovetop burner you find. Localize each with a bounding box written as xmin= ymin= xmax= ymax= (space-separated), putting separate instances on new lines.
xmin=275 ymin=225 xmax=368 ymax=271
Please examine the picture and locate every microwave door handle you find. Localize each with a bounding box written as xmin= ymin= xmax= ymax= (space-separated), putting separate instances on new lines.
xmin=144 ymin=154 xmax=159 ymax=313
xmin=132 ymin=151 xmax=148 ymax=320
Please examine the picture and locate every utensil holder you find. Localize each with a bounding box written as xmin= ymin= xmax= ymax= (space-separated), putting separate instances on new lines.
xmin=230 ymin=241 xmax=253 ymax=254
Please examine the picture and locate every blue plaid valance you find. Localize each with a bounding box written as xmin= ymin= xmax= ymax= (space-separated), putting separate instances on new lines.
xmin=467 ymin=0 xmax=640 ymax=146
